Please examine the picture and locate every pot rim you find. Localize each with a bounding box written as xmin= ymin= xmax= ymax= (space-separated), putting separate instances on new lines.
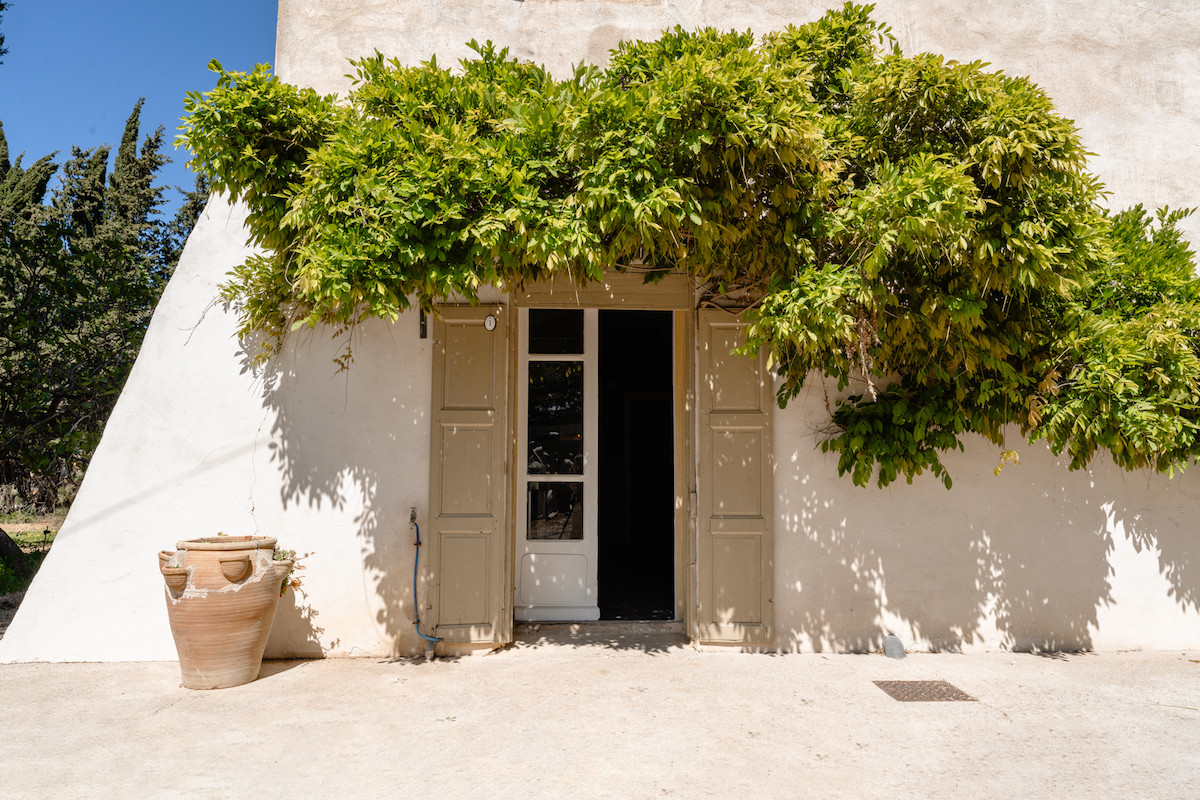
xmin=176 ymin=536 xmax=278 ymax=551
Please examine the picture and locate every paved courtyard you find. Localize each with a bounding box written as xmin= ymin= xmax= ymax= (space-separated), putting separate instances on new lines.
xmin=1 ymin=626 xmax=1197 ymax=799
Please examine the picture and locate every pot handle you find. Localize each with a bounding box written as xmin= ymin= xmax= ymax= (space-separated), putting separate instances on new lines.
xmin=161 ymin=564 xmax=189 ymax=594
xmin=273 ymin=559 xmax=295 ymax=594
xmin=219 ymin=556 xmax=253 ymax=584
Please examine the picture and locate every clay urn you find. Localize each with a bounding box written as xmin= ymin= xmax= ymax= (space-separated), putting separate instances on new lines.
xmin=159 ymin=536 xmax=293 ymax=690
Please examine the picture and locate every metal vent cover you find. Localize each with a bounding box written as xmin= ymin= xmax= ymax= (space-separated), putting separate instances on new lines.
xmin=873 ymin=680 xmax=976 ymax=702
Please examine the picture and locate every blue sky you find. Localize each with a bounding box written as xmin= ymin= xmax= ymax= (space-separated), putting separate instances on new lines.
xmin=0 ymin=1 xmax=278 ymax=215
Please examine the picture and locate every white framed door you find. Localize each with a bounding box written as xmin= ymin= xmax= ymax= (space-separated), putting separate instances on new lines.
xmin=514 ymin=308 xmax=600 ymax=621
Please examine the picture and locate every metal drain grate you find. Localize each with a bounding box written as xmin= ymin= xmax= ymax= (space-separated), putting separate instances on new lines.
xmin=873 ymin=680 xmax=976 ymax=702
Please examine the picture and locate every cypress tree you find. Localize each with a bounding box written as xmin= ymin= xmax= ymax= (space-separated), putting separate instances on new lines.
xmin=0 ymin=103 xmax=208 ymax=512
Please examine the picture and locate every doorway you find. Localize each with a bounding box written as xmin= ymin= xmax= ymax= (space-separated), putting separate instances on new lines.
xmin=597 ymin=310 xmax=674 ymax=619
xmin=514 ymin=308 xmax=676 ymax=622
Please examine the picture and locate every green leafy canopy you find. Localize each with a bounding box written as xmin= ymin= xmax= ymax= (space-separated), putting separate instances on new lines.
xmin=179 ymin=2 xmax=1200 ymax=488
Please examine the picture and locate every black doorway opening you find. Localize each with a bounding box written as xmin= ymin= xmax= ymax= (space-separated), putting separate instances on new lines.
xmin=597 ymin=310 xmax=675 ymax=620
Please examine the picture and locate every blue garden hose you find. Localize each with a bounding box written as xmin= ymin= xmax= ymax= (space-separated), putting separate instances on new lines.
xmin=412 ymin=520 xmax=442 ymax=648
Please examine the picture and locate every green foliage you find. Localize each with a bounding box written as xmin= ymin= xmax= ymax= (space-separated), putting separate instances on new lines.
xmin=1034 ymin=206 xmax=1200 ymax=473
xmin=273 ymin=547 xmax=311 ymax=596
xmin=0 ymin=1 xmax=8 ymax=65
xmin=0 ymin=104 xmax=209 ymax=512
xmin=179 ymin=2 xmax=1200 ymax=487
xmin=0 ymin=527 xmax=55 ymax=595
xmin=0 ymin=554 xmax=34 ymax=595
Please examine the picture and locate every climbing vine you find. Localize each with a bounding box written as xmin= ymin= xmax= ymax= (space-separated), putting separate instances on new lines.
xmin=179 ymin=3 xmax=1199 ymax=488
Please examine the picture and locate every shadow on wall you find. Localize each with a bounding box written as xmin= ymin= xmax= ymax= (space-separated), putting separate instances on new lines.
xmin=245 ymin=315 xmax=431 ymax=658
xmin=1119 ymin=494 xmax=1200 ymax=615
xmin=265 ymin=588 xmax=328 ymax=658
xmin=777 ymin=432 xmax=1200 ymax=653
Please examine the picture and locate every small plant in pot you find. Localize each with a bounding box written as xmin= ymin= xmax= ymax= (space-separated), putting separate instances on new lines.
xmin=158 ymin=534 xmax=308 ymax=690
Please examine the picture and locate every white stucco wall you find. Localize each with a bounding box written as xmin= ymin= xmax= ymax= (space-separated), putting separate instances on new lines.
xmin=3 ymin=0 xmax=1198 ymax=662
xmin=271 ymin=0 xmax=1200 ymax=652
xmin=773 ymin=378 xmax=1200 ymax=653
xmin=0 ymin=197 xmax=437 ymax=662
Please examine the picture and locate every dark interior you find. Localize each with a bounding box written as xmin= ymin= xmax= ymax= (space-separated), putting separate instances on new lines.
xmin=597 ymin=310 xmax=675 ymax=620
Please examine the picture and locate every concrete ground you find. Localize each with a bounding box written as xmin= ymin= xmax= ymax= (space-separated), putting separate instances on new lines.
xmin=1 ymin=625 xmax=1198 ymax=799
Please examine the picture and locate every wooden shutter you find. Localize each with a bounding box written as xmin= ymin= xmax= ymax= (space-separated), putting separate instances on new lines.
xmin=697 ymin=308 xmax=774 ymax=645
xmin=428 ymin=305 xmax=509 ymax=645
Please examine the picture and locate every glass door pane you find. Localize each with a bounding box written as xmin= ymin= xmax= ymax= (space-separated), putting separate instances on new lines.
xmin=527 ymin=361 xmax=584 ymax=475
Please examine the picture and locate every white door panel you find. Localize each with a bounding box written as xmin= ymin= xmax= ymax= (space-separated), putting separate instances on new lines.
xmin=515 ymin=308 xmax=600 ymax=621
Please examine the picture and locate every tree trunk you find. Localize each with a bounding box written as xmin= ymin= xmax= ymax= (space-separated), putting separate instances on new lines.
xmin=0 ymin=527 xmax=31 ymax=579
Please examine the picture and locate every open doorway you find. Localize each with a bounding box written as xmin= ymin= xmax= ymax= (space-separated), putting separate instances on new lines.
xmin=597 ymin=310 xmax=675 ymax=620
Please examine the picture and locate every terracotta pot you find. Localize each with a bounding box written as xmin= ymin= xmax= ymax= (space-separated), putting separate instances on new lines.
xmin=160 ymin=536 xmax=293 ymax=690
